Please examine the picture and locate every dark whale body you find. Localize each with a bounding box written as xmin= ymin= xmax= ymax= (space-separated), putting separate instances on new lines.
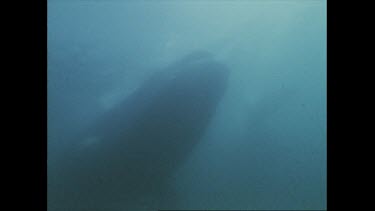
xmin=51 ymin=51 xmax=230 ymax=210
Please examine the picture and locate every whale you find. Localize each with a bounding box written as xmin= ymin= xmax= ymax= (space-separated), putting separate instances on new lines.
xmin=49 ymin=50 xmax=230 ymax=210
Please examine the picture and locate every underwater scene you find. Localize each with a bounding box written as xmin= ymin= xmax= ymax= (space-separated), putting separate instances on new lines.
xmin=47 ymin=0 xmax=326 ymax=210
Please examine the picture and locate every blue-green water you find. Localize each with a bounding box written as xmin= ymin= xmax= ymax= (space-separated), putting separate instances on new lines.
xmin=48 ymin=0 xmax=326 ymax=210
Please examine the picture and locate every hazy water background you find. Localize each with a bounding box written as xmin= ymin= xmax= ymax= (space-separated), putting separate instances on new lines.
xmin=48 ymin=0 xmax=326 ymax=210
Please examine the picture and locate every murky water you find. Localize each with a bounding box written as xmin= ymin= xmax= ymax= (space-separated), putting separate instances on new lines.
xmin=48 ymin=0 xmax=326 ymax=210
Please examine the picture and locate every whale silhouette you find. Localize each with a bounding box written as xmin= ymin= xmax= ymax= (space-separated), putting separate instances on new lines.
xmin=49 ymin=50 xmax=230 ymax=211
